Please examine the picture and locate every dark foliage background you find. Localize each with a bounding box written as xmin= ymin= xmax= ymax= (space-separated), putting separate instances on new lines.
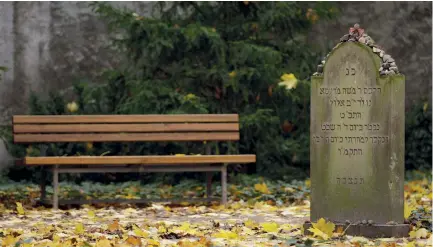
xmin=1 ymin=2 xmax=431 ymax=184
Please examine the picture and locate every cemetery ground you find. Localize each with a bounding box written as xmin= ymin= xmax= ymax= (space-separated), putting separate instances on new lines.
xmin=0 ymin=172 xmax=431 ymax=247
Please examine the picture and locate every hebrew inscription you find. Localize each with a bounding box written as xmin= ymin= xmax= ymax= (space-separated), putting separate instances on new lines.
xmin=315 ymin=82 xmax=388 ymax=163
xmin=310 ymin=32 xmax=405 ymax=224
xmin=336 ymin=177 xmax=364 ymax=185
xmin=312 ymin=44 xmax=391 ymax=188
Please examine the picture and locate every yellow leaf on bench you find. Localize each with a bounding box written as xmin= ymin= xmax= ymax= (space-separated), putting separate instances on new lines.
xmin=175 ymin=154 xmax=186 ymax=156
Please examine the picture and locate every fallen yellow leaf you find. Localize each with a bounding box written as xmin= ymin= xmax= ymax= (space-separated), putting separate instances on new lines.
xmin=404 ymin=202 xmax=416 ymax=219
xmin=409 ymin=228 xmax=428 ymax=239
xmin=75 ymin=222 xmax=85 ymax=234
xmin=96 ymin=238 xmax=112 ymax=247
xmin=260 ymin=222 xmax=279 ymax=233
xmin=157 ymin=225 xmax=167 ymax=234
xmin=244 ymin=219 xmax=258 ymax=229
xmin=254 ymin=183 xmax=271 ymax=194
xmin=147 ymin=239 xmax=160 ymax=247
xmin=308 ymin=218 xmax=335 ymax=240
xmin=16 ymin=202 xmax=25 ymax=215
xmin=108 ymin=220 xmax=121 ymax=232
xmin=308 ymin=227 xmax=330 ymax=240
xmin=133 ymin=225 xmax=149 ymax=238
xmin=88 ymin=210 xmax=96 ymax=218
xmin=1 ymin=235 xmax=17 ymax=247
xmin=126 ymin=235 xmax=142 ymax=246
xmin=212 ymin=229 xmax=239 ymax=239
xmin=404 ymin=242 xmax=416 ymax=247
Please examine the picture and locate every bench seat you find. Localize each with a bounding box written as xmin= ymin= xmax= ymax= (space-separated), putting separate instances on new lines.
xmin=13 ymin=114 xmax=256 ymax=208
xmin=23 ymin=155 xmax=256 ymax=165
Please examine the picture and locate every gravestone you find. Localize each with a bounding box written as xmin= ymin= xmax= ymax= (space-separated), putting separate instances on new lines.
xmin=304 ymin=24 xmax=409 ymax=237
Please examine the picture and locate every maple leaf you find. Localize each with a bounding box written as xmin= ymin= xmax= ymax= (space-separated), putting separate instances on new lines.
xmin=96 ymin=238 xmax=112 ymax=247
xmin=278 ymin=73 xmax=298 ymax=90
xmin=1 ymin=235 xmax=18 ymax=247
xmin=404 ymin=202 xmax=416 ymax=219
xmin=16 ymin=202 xmax=25 ymax=215
xmin=75 ymin=223 xmax=85 ymax=235
xmin=146 ymin=239 xmax=160 ymax=247
xmin=87 ymin=210 xmax=96 ymax=218
xmin=133 ymin=225 xmax=149 ymax=238
xmin=212 ymin=229 xmax=239 ymax=239
xmin=308 ymin=218 xmax=335 ymax=240
xmin=108 ymin=220 xmax=121 ymax=232
xmin=308 ymin=227 xmax=330 ymax=240
xmin=404 ymin=242 xmax=416 ymax=247
xmin=244 ymin=219 xmax=259 ymax=229
xmin=254 ymin=183 xmax=271 ymax=194
xmin=126 ymin=236 xmax=142 ymax=246
xmin=157 ymin=225 xmax=167 ymax=234
xmin=66 ymin=101 xmax=79 ymax=113
xmin=260 ymin=222 xmax=279 ymax=233
xmin=409 ymin=228 xmax=428 ymax=239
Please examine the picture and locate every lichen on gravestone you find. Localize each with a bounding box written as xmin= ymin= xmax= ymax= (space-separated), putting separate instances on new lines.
xmin=314 ymin=24 xmax=399 ymax=76
xmin=308 ymin=23 xmax=408 ymax=238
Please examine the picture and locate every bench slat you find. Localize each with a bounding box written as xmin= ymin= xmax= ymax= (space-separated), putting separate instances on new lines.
xmin=13 ymin=114 xmax=239 ymax=124
xmin=24 ymin=155 xmax=256 ymax=165
xmin=14 ymin=132 xmax=239 ymax=143
xmin=13 ymin=123 xmax=239 ymax=133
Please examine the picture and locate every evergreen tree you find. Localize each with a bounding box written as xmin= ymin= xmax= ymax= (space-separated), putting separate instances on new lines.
xmin=89 ymin=1 xmax=338 ymax=178
xmin=6 ymin=2 xmax=338 ymax=182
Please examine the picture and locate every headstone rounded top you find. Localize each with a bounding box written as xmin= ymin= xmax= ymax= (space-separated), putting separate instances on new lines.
xmin=314 ymin=24 xmax=400 ymax=77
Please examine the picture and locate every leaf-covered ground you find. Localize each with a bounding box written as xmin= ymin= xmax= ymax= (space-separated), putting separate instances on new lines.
xmin=0 ymin=173 xmax=431 ymax=247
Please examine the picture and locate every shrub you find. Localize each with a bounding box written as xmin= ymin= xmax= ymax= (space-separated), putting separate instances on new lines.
xmin=405 ymin=100 xmax=432 ymax=171
xmin=90 ymin=2 xmax=337 ymax=177
xmin=4 ymin=2 xmax=338 ymax=182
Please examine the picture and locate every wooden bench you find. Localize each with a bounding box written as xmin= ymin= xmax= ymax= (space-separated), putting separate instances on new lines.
xmin=13 ymin=114 xmax=256 ymax=209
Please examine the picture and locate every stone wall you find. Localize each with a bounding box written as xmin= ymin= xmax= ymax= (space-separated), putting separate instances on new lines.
xmin=0 ymin=1 xmax=431 ymax=170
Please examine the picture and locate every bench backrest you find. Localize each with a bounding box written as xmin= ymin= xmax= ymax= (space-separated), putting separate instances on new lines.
xmin=13 ymin=114 xmax=240 ymax=143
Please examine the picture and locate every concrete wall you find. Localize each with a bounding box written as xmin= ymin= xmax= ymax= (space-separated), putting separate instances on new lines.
xmin=310 ymin=1 xmax=432 ymax=109
xmin=0 ymin=1 xmax=431 ymax=171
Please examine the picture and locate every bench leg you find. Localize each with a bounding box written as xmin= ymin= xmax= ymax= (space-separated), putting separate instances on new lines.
xmin=206 ymin=172 xmax=212 ymax=201
xmin=40 ymin=167 xmax=47 ymax=202
xmin=53 ymin=165 xmax=59 ymax=210
xmin=221 ymin=165 xmax=227 ymax=205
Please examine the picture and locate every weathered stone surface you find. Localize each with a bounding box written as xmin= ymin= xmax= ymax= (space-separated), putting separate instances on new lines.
xmin=308 ymin=1 xmax=431 ymax=109
xmin=316 ymin=24 xmax=401 ymax=76
xmin=304 ymin=222 xmax=410 ymax=238
xmin=310 ymin=42 xmax=405 ymax=228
